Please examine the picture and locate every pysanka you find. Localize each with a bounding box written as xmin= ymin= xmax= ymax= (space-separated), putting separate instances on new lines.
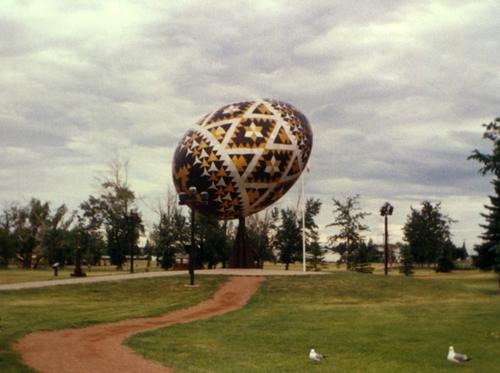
xmin=172 ymin=99 xmax=313 ymax=219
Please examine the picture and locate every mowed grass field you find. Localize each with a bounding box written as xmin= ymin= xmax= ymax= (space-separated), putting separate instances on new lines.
xmin=0 ymin=275 xmax=225 ymax=372
xmin=128 ymin=271 xmax=500 ymax=373
xmin=0 ymin=261 xmax=164 ymax=285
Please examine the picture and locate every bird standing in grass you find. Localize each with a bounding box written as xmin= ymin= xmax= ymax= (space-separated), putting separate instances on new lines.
xmin=447 ymin=346 xmax=471 ymax=363
xmin=309 ymin=348 xmax=326 ymax=362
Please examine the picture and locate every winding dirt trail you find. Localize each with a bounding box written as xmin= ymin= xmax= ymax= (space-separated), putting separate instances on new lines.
xmin=14 ymin=276 xmax=264 ymax=373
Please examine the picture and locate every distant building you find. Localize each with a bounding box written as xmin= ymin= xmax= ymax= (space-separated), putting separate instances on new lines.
xmin=375 ymin=244 xmax=401 ymax=263
xmin=323 ymin=250 xmax=342 ymax=263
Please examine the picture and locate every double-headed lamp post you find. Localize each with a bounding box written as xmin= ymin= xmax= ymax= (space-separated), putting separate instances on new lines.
xmin=380 ymin=202 xmax=394 ymax=276
xmin=179 ymin=186 xmax=208 ymax=286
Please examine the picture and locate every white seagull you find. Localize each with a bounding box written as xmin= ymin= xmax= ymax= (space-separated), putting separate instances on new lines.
xmin=309 ymin=348 xmax=326 ymax=362
xmin=447 ymin=346 xmax=471 ymax=363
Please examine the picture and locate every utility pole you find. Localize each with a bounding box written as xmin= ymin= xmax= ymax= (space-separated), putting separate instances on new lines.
xmin=179 ymin=187 xmax=208 ymax=286
xmin=380 ymin=202 xmax=394 ymax=276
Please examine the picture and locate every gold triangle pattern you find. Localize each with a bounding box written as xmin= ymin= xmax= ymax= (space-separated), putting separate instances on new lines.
xmin=172 ymin=99 xmax=312 ymax=219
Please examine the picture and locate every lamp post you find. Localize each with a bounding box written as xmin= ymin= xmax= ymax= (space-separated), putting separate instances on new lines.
xmin=380 ymin=202 xmax=394 ymax=276
xmin=178 ymin=186 xmax=208 ymax=286
xmin=72 ymin=215 xmax=87 ymax=277
xmin=127 ymin=210 xmax=140 ymax=274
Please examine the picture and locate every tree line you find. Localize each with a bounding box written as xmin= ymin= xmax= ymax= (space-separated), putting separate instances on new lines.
xmin=1 ymin=120 xmax=499 ymax=278
xmin=0 ymin=186 xmax=468 ymax=273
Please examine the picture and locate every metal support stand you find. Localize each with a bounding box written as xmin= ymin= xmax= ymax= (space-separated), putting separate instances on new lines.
xmin=229 ymin=216 xmax=254 ymax=268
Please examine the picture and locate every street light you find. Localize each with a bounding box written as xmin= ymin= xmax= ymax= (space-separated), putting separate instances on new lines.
xmin=71 ymin=215 xmax=87 ymax=278
xmin=380 ymin=202 xmax=394 ymax=276
xmin=127 ymin=210 xmax=140 ymax=274
xmin=179 ymin=186 xmax=209 ymax=286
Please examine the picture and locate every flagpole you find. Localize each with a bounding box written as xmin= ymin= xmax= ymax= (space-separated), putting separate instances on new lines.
xmin=302 ymin=167 xmax=306 ymax=272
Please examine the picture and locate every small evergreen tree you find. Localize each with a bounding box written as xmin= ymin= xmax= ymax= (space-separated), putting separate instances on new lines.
xmin=351 ymin=241 xmax=372 ymax=273
xmin=300 ymin=198 xmax=324 ymax=271
xmin=436 ymin=241 xmax=454 ymax=272
xmin=276 ymin=207 xmax=301 ymax=270
xmin=453 ymin=241 xmax=468 ymax=260
xmin=399 ymin=244 xmax=414 ymax=276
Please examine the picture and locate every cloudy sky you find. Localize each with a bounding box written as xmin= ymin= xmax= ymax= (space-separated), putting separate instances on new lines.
xmin=2 ymin=0 xmax=499 ymax=249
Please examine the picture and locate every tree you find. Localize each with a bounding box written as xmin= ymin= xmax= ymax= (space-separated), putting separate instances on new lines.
xmin=453 ymin=241 xmax=469 ymax=261
xmin=150 ymin=192 xmax=189 ymax=270
xmin=0 ymin=227 xmax=15 ymax=267
xmin=1 ymin=200 xmax=74 ymax=268
xmin=327 ymin=194 xmax=370 ymax=269
xmin=352 ymin=239 xmax=380 ymax=265
xmin=468 ymin=118 xmax=500 ymax=284
xmin=0 ymin=208 xmax=16 ymax=267
xmin=402 ymin=201 xmax=456 ymax=270
xmin=80 ymin=160 xmax=143 ymax=269
xmin=9 ymin=199 xmax=51 ymax=268
xmin=247 ymin=208 xmax=278 ymax=268
xmin=276 ymin=207 xmax=301 ymax=270
xmin=39 ymin=204 xmax=75 ymax=265
xmin=399 ymin=243 xmax=414 ymax=276
xmin=196 ymin=213 xmax=229 ymax=269
xmin=436 ymin=241 xmax=455 ymax=273
xmin=300 ymin=198 xmax=324 ymax=271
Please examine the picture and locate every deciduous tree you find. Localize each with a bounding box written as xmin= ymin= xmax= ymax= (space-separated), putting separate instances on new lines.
xmin=80 ymin=160 xmax=143 ymax=269
xmin=327 ymin=194 xmax=370 ymax=269
xmin=247 ymin=208 xmax=278 ymax=268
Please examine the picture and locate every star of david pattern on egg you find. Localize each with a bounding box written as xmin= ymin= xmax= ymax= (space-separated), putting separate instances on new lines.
xmin=172 ymin=99 xmax=313 ymax=219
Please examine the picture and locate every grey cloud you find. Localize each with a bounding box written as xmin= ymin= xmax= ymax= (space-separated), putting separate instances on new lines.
xmin=1 ymin=0 xmax=499 ymax=247
xmin=0 ymin=122 xmax=68 ymax=148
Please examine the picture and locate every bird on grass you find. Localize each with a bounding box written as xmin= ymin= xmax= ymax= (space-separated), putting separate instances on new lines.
xmin=309 ymin=348 xmax=326 ymax=362
xmin=447 ymin=346 xmax=471 ymax=363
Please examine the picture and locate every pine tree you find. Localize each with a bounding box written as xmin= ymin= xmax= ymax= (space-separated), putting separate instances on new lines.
xmin=469 ymin=118 xmax=500 ymax=286
xmin=436 ymin=241 xmax=454 ymax=272
xmin=402 ymin=201 xmax=455 ymax=269
xmin=453 ymin=241 xmax=468 ymax=260
xmin=276 ymin=207 xmax=301 ymax=270
xmin=300 ymin=198 xmax=324 ymax=271
xmin=399 ymin=244 xmax=414 ymax=276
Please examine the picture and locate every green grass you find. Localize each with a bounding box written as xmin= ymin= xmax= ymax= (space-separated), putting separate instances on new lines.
xmin=0 ymin=275 xmax=225 ymax=372
xmin=128 ymin=272 xmax=500 ymax=373
xmin=0 ymin=262 xmax=165 ymax=284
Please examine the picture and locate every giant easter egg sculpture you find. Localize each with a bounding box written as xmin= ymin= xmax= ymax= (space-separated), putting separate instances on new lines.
xmin=172 ymin=99 xmax=312 ymax=267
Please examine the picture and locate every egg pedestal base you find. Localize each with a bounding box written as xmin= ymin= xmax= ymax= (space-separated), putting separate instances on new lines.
xmin=229 ymin=217 xmax=254 ymax=268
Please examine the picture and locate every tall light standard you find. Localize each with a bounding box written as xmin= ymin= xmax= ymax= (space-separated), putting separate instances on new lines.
xmin=179 ymin=186 xmax=208 ymax=286
xmin=71 ymin=215 xmax=87 ymax=277
xmin=380 ymin=202 xmax=394 ymax=276
xmin=126 ymin=210 xmax=140 ymax=274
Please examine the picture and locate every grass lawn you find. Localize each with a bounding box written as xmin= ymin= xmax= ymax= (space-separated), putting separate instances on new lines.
xmin=0 ymin=262 xmax=165 ymax=285
xmin=0 ymin=275 xmax=225 ymax=372
xmin=128 ymin=271 xmax=500 ymax=373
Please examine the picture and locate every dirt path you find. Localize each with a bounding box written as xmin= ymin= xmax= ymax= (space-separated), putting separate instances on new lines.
xmin=14 ymin=276 xmax=264 ymax=373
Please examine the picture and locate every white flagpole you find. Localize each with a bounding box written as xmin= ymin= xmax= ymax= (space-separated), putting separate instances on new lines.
xmin=302 ymin=168 xmax=306 ymax=272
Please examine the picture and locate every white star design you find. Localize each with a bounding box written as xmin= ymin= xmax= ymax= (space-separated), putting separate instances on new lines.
xmin=244 ymin=123 xmax=264 ymax=141
xmin=222 ymin=105 xmax=240 ymax=115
